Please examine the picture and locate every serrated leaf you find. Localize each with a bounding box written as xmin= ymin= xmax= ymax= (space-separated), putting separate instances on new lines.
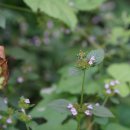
xmin=74 ymin=0 xmax=106 ymax=11
xmin=87 ymin=49 xmax=104 ymax=65
xmin=107 ymin=63 xmax=130 ymax=82
xmin=24 ymin=0 xmax=77 ymax=30
xmin=93 ymin=105 xmax=114 ymax=117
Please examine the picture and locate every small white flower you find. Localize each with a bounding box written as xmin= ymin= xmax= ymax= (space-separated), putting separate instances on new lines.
xmin=17 ymin=76 xmax=24 ymax=83
xmin=90 ymin=56 xmax=95 ymax=61
xmin=87 ymin=104 xmax=93 ymax=110
xmin=67 ymin=104 xmax=73 ymax=109
xmin=6 ymin=118 xmax=12 ymax=124
xmin=110 ymin=81 xmax=115 ymax=86
xmin=114 ymin=89 xmax=120 ymax=94
xmin=4 ymin=98 xmax=8 ymax=104
xmin=115 ymin=80 xmax=120 ymax=84
xmin=21 ymin=108 xmax=25 ymax=113
xmin=95 ymin=103 xmax=100 ymax=106
xmin=106 ymin=89 xmax=112 ymax=94
xmin=84 ymin=110 xmax=92 ymax=116
xmin=0 ymin=115 xmax=2 ymax=119
xmin=28 ymin=115 xmax=32 ymax=119
xmin=70 ymin=108 xmax=77 ymax=116
xmin=105 ymin=84 xmax=109 ymax=89
xmin=88 ymin=60 xmax=93 ymax=65
xmin=24 ymin=99 xmax=30 ymax=104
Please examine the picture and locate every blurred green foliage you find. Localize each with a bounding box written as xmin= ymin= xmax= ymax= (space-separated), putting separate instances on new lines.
xmin=0 ymin=0 xmax=130 ymax=130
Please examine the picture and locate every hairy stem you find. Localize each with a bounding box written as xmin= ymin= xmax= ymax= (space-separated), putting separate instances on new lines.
xmin=80 ymin=70 xmax=86 ymax=108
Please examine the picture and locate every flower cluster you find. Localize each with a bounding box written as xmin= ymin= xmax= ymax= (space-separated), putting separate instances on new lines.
xmin=88 ymin=56 xmax=95 ymax=65
xmin=67 ymin=103 xmax=99 ymax=117
xmin=76 ymin=50 xmax=95 ymax=69
xmin=18 ymin=97 xmax=32 ymax=122
xmin=104 ymin=80 xmax=120 ymax=95
xmin=0 ymin=108 xmax=14 ymax=129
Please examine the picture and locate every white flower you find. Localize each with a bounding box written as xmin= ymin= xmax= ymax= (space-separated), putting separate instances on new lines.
xmin=90 ymin=56 xmax=95 ymax=61
xmin=114 ymin=89 xmax=120 ymax=94
xmin=17 ymin=76 xmax=24 ymax=83
xmin=105 ymin=84 xmax=109 ymax=89
xmin=0 ymin=115 xmax=2 ymax=119
xmin=28 ymin=115 xmax=32 ymax=119
xmin=67 ymin=104 xmax=73 ymax=109
xmin=4 ymin=98 xmax=8 ymax=104
xmin=110 ymin=81 xmax=115 ymax=86
xmin=88 ymin=60 xmax=93 ymax=65
xmin=84 ymin=110 xmax=92 ymax=116
xmin=115 ymin=80 xmax=120 ymax=84
xmin=87 ymin=104 xmax=93 ymax=110
xmin=88 ymin=56 xmax=95 ymax=65
xmin=24 ymin=99 xmax=30 ymax=104
xmin=70 ymin=108 xmax=77 ymax=116
xmin=6 ymin=118 xmax=12 ymax=124
xmin=106 ymin=89 xmax=112 ymax=94
xmin=21 ymin=108 xmax=25 ymax=113
xmin=95 ymin=103 xmax=100 ymax=106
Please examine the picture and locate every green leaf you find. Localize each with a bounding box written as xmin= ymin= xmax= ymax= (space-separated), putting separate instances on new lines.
xmin=74 ymin=0 xmax=106 ymax=11
xmin=57 ymin=66 xmax=98 ymax=94
xmin=94 ymin=117 xmax=108 ymax=125
xmin=33 ymin=120 xmax=77 ymax=130
xmin=87 ymin=49 xmax=104 ymax=65
xmin=107 ymin=63 xmax=130 ymax=82
xmin=93 ymin=105 xmax=114 ymax=117
xmin=115 ymin=83 xmax=130 ymax=97
xmin=0 ymin=10 xmax=6 ymax=29
xmin=24 ymin=0 xmax=77 ymax=30
xmin=48 ymin=99 xmax=70 ymax=113
xmin=105 ymin=123 xmax=129 ymax=130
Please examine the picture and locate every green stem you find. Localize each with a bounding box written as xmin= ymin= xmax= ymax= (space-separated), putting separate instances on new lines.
xmin=0 ymin=3 xmax=32 ymax=13
xmin=102 ymin=96 xmax=109 ymax=106
xmin=80 ymin=70 xmax=86 ymax=108
xmin=77 ymin=120 xmax=81 ymax=130
xmin=26 ymin=123 xmax=29 ymax=130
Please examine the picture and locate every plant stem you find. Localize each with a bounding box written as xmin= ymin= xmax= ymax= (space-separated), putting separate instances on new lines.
xmin=80 ymin=70 xmax=86 ymax=108
xmin=26 ymin=124 xmax=29 ymax=130
xmin=77 ymin=119 xmax=81 ymax=130
xmin=0 ymin=3 xmax=32 ymax=13
xmin=102 ymin=96 xmax=109 ymax=106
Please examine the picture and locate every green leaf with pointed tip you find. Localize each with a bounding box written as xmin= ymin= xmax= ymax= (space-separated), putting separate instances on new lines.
xmin=93 ymin=105 xmax=114 ymax=117
xmin=74 ymin=0 xmax=106 ymax=11
xmin=24 ymin=0 xmax=77 ymax=30
xmin=107 ymin=63 xmax=130 ymax=82
xmin=87 ymin=49 xmax=104 ymax=65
